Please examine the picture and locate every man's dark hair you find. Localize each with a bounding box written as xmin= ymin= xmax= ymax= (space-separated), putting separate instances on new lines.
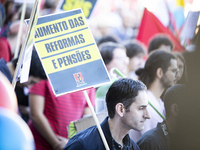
xmin=136 ymin=50 xmax=175 ymax=88
xmin=164 ymin=84 xmax=200 ymax=150
xmin=106 ymin=78 xmax=146 ymax=118
xmin=163 ymin=84 xmax=185 ymax=118
xmin=97 ymin=35 xmax=118 ymax=46
xmin=99 ymin=42 xmax=126 ymax=65
xmin=29 ymin=49 xmax=47 ymax=79
xmin=123 ymin=40 xmax=145 ymax=58
xmin=148 ymin=34 xmax=173 ymax=54
xmin=12 ymin=49 xmax=47 ymax=80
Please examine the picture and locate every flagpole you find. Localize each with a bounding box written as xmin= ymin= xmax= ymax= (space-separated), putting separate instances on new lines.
xmin=14 ymin=2 xmax=27 ymax=59
xmin=12 ymin=0 xmax=39 ymax=90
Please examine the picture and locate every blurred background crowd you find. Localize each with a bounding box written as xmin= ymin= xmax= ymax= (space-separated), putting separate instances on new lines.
xmin=0 ymin=0 xmax=200 ymax=150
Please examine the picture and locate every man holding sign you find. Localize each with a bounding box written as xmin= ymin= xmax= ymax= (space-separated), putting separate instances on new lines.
xmin=64 ymin=78 xmax=150 ymax=150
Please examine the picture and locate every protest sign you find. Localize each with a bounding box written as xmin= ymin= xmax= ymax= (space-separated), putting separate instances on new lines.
xmin=32 ymin=8 xmax=110 ymax=96
xmin=56 ymin=0 xmax=97 ymax=18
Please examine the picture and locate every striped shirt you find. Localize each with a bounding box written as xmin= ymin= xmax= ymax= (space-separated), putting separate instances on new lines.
xmin=28 ymin=80 xmax=95 ymax=150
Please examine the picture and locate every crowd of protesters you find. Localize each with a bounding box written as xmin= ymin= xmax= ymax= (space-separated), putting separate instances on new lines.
xmin=1 ymin=0 xmax=200 ymax=150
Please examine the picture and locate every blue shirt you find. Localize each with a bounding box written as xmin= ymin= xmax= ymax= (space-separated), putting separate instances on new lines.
xmin=63 ymin=117 xmax=140 ymax=150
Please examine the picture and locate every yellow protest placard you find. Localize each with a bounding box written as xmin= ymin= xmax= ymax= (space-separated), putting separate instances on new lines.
xmin=33 ymin=9 xmax=110 ymax=96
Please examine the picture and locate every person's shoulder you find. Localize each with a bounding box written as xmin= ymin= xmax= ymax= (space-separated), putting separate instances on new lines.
xmin=137 ymin=129 xmax=156 ymax=149
xmin=31 ymin=80 xmax=46 ymax=88
xmin=63 ymin=137 xmax=83 ymax=150
xmin=137 ymin=124 xmax=166 ymax=149
xmin=138 ymin=125 xmax=161 ymax=142
xmin=33 ymin=79 xmax=47 ymax=86
xmin=77 ymin=125 xmax=100 ymax=140
xmin=64 ymin=125 xmax=99 ymax=149
xmin=29 ymin=80 xmax=48 ymax=94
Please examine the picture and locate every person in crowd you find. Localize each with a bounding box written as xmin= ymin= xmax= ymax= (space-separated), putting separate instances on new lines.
xmin=137 ymin=84 xmax=184 ymax=150
xmin=63 ymin=78 xmax=150 ymax=150
xmin=28 ymin=73 xmax=96 ymax=150
xmin=172 ymin=51 xmax=188 ymax=84
xmin=137 ymin=84 xmax=200 ymax=150
xmin=99 ymin=42 xmax=129 ymax=77
xmin=170 ymin=26 xmax=200 ymax=150
xmin=0 ymin=1 xmax=20 ymax=37
xmin=123 ymin=39 xmax=146 ymax=80
xmin=0 ymin=20 xmax=27 ymax=62
xmin=160 ymin=51 xmax=188 ymax=100
xmin=148 ymin=34 xmax=174 ymax=54
xmin=129 ymin=50 xmax=178 ymax=141
xmin=95 ymin=42 xmax=129 ymax=112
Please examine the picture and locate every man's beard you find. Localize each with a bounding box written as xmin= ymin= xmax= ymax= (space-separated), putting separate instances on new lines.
xmin=161 ymin=75 xmax=174 ymax=88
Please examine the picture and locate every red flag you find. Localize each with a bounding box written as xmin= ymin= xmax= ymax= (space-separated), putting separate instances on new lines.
xmin=137 ymin=8 xmax=184 ymax=52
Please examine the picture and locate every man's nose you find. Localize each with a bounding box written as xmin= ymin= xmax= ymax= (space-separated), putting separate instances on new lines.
xmin=144 ymin=109 xmax=151 ymax=119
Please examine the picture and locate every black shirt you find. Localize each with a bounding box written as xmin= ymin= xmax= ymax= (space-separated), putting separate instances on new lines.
xmin=137 ymin=121 xmax=170 ymax=150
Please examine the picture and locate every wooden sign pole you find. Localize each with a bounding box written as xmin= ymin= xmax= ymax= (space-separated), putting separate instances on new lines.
xmin=83 ymin=90 xmax=110 ymax=150
xmin=14 ymin=2 xmax=27 ymax=59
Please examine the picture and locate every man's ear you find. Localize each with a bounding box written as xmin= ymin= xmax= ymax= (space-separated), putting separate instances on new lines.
xmin=156 ymin=67 xmax=164 ymax=79
xmin=171 ymin=103 xmax=178 ymax=116
xmin=115 ymin=103 xmax=125 ymax=117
